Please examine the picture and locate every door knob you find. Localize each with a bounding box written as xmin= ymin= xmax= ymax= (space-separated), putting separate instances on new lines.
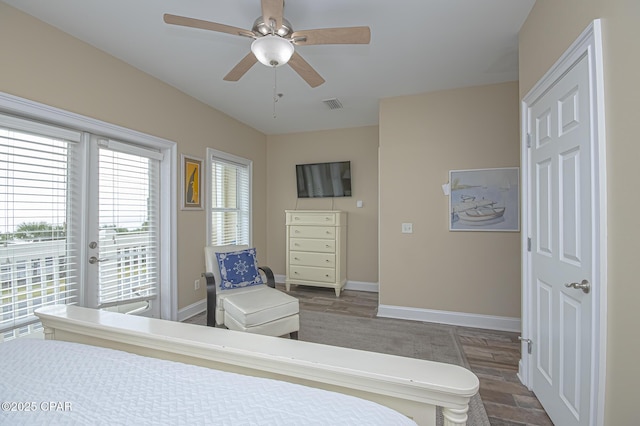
xmin=564 ymin=279 xmax=590 ymax=294
xmin=88 ymin=256 xmax=108 ymax=264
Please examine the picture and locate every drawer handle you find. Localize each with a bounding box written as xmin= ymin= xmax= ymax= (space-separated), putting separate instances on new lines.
xmin=326 ymin=231 xmax=331 ymax=234
xmin=294 ymin=243 xmax=299 ymax=246
xmin=326 ymin=245 xmax=331 ymax=248
xmin=325 ymin=274 xmax=330 ymax=277
xmin=325 ymin=217 xmax=330 ymax=221
xmin=325 ymin=259 xmax=330 ymax=263
xmin=294 ymin=271 xmax=299 ymax=275
xmin=294 ymin=257 xmax=300 ymax=261
xmin=295 ymin=230 xmax=300 ymax=233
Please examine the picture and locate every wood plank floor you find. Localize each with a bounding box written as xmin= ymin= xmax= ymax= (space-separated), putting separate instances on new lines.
xmin=277 ymin=285 xmax=554 ymax=426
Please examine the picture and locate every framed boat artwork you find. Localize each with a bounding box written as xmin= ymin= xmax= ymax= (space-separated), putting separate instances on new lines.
xmin=181 ymin=154 xmax=203 ymax=210
xmin=449 ymin=167 xmax=519 ymax=231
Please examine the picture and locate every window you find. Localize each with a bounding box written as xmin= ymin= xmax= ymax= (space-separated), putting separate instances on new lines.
xmin=207 ymin=149 xmax=251 ymax=246
xmin=0 ymin=114 xmax=82 ymax=340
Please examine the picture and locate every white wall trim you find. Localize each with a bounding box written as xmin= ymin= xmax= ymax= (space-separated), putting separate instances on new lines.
xmin=377 ymin=304 xmax=521 ymax=332
xmin=275 ymin=275 xmax=379 ymax=293
xmin=177 ymin=299 xmax=207 ymax=322
xmin=518 ymin=360 xmax=526 ymax=388
xmin=180 ymin=298 xmax=520 ymax=332
xmin=0 ymin=92 xmax=176 ymax=150
xmin=345 ymin=280 xmax=378 ymax=292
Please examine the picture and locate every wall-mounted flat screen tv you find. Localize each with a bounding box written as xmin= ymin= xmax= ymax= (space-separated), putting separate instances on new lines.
xmin=296 ymin=161 xmax=351 ymax=198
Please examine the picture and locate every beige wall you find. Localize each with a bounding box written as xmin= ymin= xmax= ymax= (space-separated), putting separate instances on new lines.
xmin=519 ymin=0 xmax=640 ymax=423
xmin=379 ymin=82 xmax=521 ymax=318
xmin=0 ymin=3 xmax=267 ymax=311
xmin=266 ymin=127 xmax=379 ymax=283
xmin=0 ymin=3 xmax=522 ymax=322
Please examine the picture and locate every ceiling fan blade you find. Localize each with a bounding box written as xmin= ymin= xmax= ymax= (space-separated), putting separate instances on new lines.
xmin=223 ymin=53 xmax=258 ymax=82
xmin=291 ymin=27 xmax=371 ymax=45
xmin=164 ymin=14 xmax=255 ymax=38
xmin=261 ymin=0 xmax=284 ymax=31
xmin=288 ymin=52 xmax=325 ymax=88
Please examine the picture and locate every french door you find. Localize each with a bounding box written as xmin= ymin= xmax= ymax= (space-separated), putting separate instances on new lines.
xmin=0 ymin=92 xmax=177 ymax=338
xmin=85 ymin=137 xmax=162 ymax=318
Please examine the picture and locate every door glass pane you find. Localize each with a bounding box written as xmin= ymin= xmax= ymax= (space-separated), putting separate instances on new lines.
xmin=97 ymin=147 xmax=159 ymax=308
xmin=0 ymin=123 xmax=80 ymax=340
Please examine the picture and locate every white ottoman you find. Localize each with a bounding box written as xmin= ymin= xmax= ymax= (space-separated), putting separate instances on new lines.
xmin=223 ymin=286 xmax=299 ymax=339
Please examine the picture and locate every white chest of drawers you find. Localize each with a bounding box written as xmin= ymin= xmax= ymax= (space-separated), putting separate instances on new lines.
xmin=285 ymin=210 xmax=347 ymax=297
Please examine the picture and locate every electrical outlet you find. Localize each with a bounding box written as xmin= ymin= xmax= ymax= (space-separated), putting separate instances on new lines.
xmin=194 ymin=279 xmax=200 ymax=291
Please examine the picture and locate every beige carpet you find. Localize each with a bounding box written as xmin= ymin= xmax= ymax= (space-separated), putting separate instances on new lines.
xmin=298 ymin=310 xmax=490 ymax=426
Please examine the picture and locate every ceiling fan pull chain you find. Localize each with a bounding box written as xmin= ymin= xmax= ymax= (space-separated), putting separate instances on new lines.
xmin=273 ymin=66 xmax=278 ymax=119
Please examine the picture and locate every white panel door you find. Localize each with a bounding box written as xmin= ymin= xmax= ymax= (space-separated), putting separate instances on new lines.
xmin=529 ymin=54 xmax=592 ymax=426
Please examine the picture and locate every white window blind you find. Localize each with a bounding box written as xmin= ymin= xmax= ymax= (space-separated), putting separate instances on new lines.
xmin=97 ymin=142 xmax=160 ymax=308
xmin=209 ymin=154 xmax=250 ymax=246
xmin=0 ymin=115 xmax=81 ymax=339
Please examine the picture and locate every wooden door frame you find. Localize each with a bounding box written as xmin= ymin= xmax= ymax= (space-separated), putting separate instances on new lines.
xmin=519 ymin=20 xmax=607 ymax=426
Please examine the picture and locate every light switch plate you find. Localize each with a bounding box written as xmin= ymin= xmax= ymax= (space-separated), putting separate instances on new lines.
xmin=401 ymin=223 xmax=413 ymax=233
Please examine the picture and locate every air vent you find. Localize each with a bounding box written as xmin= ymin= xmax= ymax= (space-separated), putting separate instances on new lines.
xmin=322 ymin=98 xmax=343 ymax=110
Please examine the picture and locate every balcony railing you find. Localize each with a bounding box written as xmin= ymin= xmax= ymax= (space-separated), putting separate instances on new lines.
xmin=0 ymin=233 xmax=153 ymax=340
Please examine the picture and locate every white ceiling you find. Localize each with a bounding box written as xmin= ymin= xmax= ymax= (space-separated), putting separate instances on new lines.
xmin=3 ymin=0 xmax=535 ymax=135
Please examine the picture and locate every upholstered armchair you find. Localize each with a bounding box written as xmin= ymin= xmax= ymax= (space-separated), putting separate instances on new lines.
xmin=203 ymin=245 xmax=299 ymax=339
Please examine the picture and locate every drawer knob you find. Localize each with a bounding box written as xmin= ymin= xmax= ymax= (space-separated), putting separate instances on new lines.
xmin=295 ymin=230 xmax=300 ymax=233
xmin=326 ymin=245 xmax=331 ymax=248
xmin=325 ymin=274 xmax=330 ymax=277
xmin=325 ymin=259 xmax=330 ymax=263
xmin=294 ymin=257 xmax=300 ymax=260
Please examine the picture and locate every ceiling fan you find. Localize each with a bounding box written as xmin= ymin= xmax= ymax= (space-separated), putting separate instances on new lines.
xmin=163 ymin=0 xmax=371 ymax=88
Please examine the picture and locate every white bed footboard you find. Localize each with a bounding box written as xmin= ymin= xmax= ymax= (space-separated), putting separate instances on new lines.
xmin=35 ymin=305 xmax=478 ymax=426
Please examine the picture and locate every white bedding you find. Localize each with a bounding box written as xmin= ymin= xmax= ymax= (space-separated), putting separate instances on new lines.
xmin=1 ymin=339 xmax=416 ymax=425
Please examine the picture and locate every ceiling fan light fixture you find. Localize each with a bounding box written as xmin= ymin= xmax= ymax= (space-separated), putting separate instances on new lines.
xmin=251 ymin=35 xmax=294 ymax=67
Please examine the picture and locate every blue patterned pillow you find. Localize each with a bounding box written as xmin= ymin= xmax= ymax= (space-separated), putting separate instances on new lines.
xmin=215 ymin=248 xmax=264 ymax=289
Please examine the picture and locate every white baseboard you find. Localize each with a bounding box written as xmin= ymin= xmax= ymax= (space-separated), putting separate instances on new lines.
xmin=179 ymin=278 xmax=377 ymax=322
xmin=177 ymin=299 xmax=206 ymax=322
xmin=517 ymin=360 xmax=529 ymax=389
xmin=275 ymin=274 xmax=379 ymax=293
xmin=377 ymin=304 xmax=521 ymax=332
xmin=345 ymin=280 xmax=378 ymax=293
xmin=185 ymin=281 xmax=515 ymax=331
